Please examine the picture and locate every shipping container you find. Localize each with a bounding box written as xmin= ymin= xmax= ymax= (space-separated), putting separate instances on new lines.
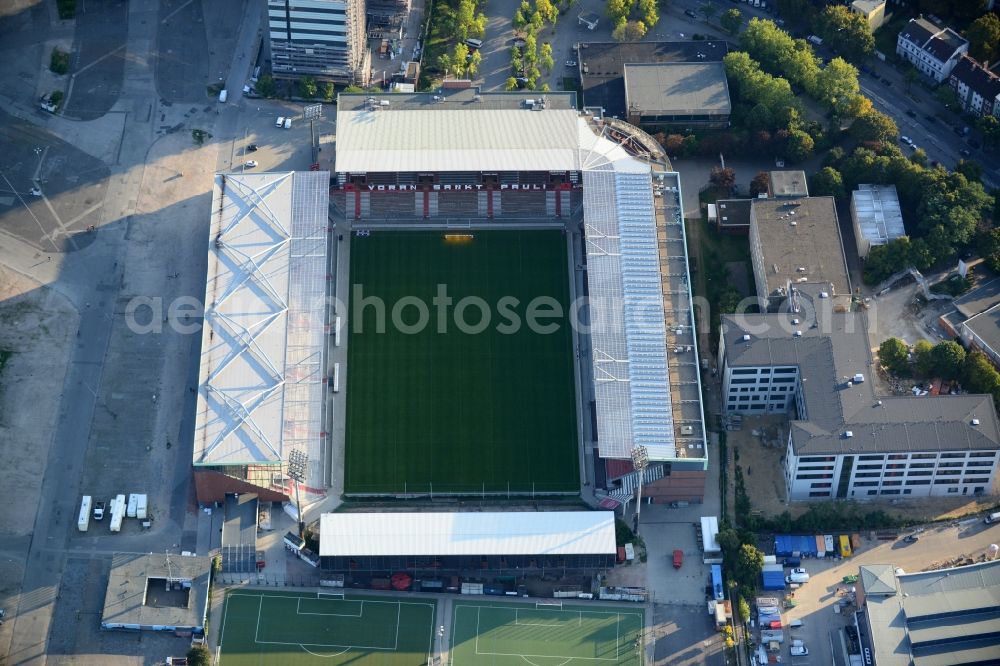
xmin=110 ymin=494 xmax=126 ymax=533
xmin=839 ymin=535 xmax=852 ymax=557
xmin=711 ymin=564 xmax=724 ymax=600
xmin=815 ymin=535 xmax=826 ymax=557
xmin=127 ymin=493 xmax=138 ymax=519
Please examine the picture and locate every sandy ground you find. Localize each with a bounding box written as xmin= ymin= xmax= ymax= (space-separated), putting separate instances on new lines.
xmin=728 ymin=414 xmax=1000 ymax=522
xmin=0 ymin=264 xmax=78 ymax=659
xmin=0 ymin=266 xmax=78 ymax=536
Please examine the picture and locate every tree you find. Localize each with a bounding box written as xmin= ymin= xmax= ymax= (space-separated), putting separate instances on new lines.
xmin=816 ymin=58 xmax=860 ymax=116
xmin=721 ymin=8 xmax=742 ymax=35
xmin=963 ymin=350 xmax=1000 ymax=395
xmin=638 ymin=0 xmax=658 ymax=27
xmin=710 ymin=166 xmax=736 ymax=190
xmin=322 ymin=81 xmax=335 ymax=101
xmin=913 ymin=339 xmax=935 ymax=377
xmin=879 ymin=337 xmax=910 ymax=375
xmin=932 ymin=341 xmax=966 ymax=380
xmin=749 ymin=171 xmax=770 ymax=196
xmin=700 ymin=2 xmax=716 ymax=19
xmin=513 ymin=6 xmax=528 ymax=31
xmin=298 ymin=76 xmax=317 ymax=98
xmin=606 ymin=0 xmax=629 ymax=23
xmin=539 ymin=42 xmax=555 ymax=73
xmin=977 ymin=114 xmax=1000 ymax=149
xmin=738 ymin=596 xmax=752 ymax=624
xmin=935 ymin=85 xmax=961 ymax=112
xmin=256 ymin=75 xmax=277 ymax=98
xmin=783 ymin=128 xmax=814 ymax=163
xmin=815 ymin=5 xmax=874 ymax=61
xmin=966 ymin=13 xmax=1000 ymax=63
xmin=187 ymin=645 xmax=212 ymax=666
xmin=736 ymin=543 xmax=765 ymax=590
xmin=505 ymin=76 xmax=519 ymax=90
xmin=717 ymin=527 xmax=741 ymax=554
xmin=467 ymin=49 xmax=482 ymax=76
xmin=809 ymin=166 xmax=845 ymax=198
xmin=955 ymin=159 xmax=983 ymax=184
xmin=851 ymin=110 xmax=897 ymax=144
xmin=613 ymin=20 xmax=647 ymax=42
xmin=536 ymin=0 xmax=558 ymax=24
xmin=451 ymin=43 xmax=469 ymax=77
xmin=903 ymin=65 xmax=918 ymax=93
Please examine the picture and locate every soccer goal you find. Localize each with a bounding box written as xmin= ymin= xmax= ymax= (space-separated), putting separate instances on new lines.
xmin=535 ymin=601 xmax=563 ymax=610
xmin=317 ymin=591 xmax=346 ymax=600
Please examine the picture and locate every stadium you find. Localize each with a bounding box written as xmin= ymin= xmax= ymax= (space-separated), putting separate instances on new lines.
xmin=329 ymin=89 xmax=708 ymax=503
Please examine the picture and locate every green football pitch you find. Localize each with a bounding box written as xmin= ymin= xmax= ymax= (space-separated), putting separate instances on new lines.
xmin=450 ymin=601 xmax=644 ymax=666
xmin=344 ymin=230 xmax=580 ymax=495
xmin=219 ymin=591 xmax=436 ymax=666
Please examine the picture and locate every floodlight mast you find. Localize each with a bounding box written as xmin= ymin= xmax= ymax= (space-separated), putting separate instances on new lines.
xmin=631 ymin=445 xmax=648 ymax=533
xmin=287 ymin=449 xmax=309 ymax=538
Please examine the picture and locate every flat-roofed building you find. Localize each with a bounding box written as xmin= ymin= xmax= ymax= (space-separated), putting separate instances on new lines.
xmin=748 ymin=197 xmax=851 ymax=309
xmin=768 ymin=170 xmax=809 ymax=198
xmin=579 ymin=41 xmax=730 ymax=120
xmin=714 ymin=199 xmax=752 ymax=235
xmin=720 ymin=285 xmax=1000 ymax=501
xmin=851 ymin=184 xmax=905 ymax=258
xmin=101 ymin=553 xmax=212 ymax=633
xmin=622 ymin=62 xmax=731 ymax=129
xmin=856 ymin=560 xmax=1000 ymax=665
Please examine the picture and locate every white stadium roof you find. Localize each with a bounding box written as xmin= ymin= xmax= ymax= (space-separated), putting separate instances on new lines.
xmin=335 ymin=108 xmax=582 ymax=173
xmin=318 ymin=511 xmax=617 ymax=557
xmin=194 ymin=172 xmax=329 ymax=471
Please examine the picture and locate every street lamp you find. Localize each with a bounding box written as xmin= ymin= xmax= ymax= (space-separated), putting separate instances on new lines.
xmin=288 ymin=449 xmax=309 ymax=538
xmin=631 ymin=445 xmax=649 ymax=532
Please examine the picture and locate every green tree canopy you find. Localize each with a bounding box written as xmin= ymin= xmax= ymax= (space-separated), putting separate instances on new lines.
xmin=931 ymin=341 xmax=966 ymax=380
xmin=505 ymin=76 xmax=519 ymax=90
xmin=815 ymin=5 xmax=874 ymax=61
xmin=912 ymin=339 xmax=935 ymax=377
xmin=721 ymin=8 xmax=742 ymax=35
xmin=817 ymin=58 xmax=860 ymax=116
xmin=187 ymin=645 xmax=212 ymax=666
xmin=612 ymin=20 xmax=647 ymax=42
xmin=878 ymin=337 xmax=910 ymax=374
xmin=966 ymin=13 xmax=1000 ymax=62
xmin=809 ymin=166 xmax=845 ymax=198
xmin=850 ymin=110 xmax=898 ymax=144
xmin=299 ymin=76 xmax=317 ymax=98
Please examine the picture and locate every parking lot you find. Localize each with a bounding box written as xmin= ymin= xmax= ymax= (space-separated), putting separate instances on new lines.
xmin=222 ymin=101 xmax=335 ymax=174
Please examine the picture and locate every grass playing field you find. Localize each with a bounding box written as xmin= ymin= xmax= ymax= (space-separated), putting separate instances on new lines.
xmin=219 ymin=590 xmax=436 ymax=666
xmin=344 ymin=230 xmax=579 ymax=495
xmin=450 ymin=601 xmax=644 ymax=666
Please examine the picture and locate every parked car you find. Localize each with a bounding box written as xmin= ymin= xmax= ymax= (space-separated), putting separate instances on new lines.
xmin=905 ymin=110 xmax=916 ymax=118
xmin=244 ymin=160 xmax=258 ymax=168
xmin=247 ymin=144 xmax=258 ymax=152
xmin=685 ymin=9 xmax=698 ymax=17
xmin=673 ymin=549 xmax=683 ymax=569
xmin=900 ymin=135 xmax=911 ymax=144
xmin=790 ymin=645 xmax=809 ymax=656
xmin=276 ymin=116 xmax=285 ymax=127
xmin=924 ymin=114 xmax=937 ymax=123
xmin=565 ymin=60 xmax=577 ymax=67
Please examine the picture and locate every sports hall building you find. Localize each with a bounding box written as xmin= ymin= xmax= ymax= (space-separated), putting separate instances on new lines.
xmin=332 ymin=90 xmax=708 ymax=505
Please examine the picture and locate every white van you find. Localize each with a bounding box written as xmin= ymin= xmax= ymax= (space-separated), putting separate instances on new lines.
xmin=465 ymin=38 xmax=483 ymax=50
xmin=218 ymin=89 xmax=227 ymax=103
xmin=283 ymin=117 xmax=292 ymax=129
xmin=276 ymin=116 xmax=285 ymax=128
xmin=986 ymin=511 xmax=1000 ymax=524
xmin=785 ymin=568 xmax=810 ymax=584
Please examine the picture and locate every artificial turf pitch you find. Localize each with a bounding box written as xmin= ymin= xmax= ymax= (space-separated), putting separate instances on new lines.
xmin=344 ymin=230 xmax=579 ymax=495
xmin=219 ymin=590 xmax=435 ymax=666
xmin=450 ymin=601 xmax=645 ymax=666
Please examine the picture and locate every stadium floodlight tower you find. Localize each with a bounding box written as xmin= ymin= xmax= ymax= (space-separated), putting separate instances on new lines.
xmin=288 ymin=449 xmax=309 ymax=538
xmin=631 ymin=445 xmax=648 ymax=533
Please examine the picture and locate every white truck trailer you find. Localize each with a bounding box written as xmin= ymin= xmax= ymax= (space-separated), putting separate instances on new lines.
xmin=136 ymin=494 xmax=148 ymax=520
xmin=78 ymin=496 xmax=92 ymax=532
xmin=110 ymin=494 xmax=126 ymax=532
